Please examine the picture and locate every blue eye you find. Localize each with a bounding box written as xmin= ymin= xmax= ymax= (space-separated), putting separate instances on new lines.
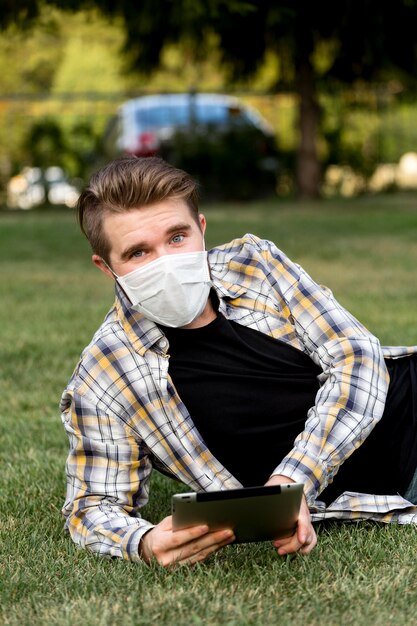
xmin=132 ymin=250 xmax=145 ymax=257
xmin=172 ymin=234 xmax=184 ymax=243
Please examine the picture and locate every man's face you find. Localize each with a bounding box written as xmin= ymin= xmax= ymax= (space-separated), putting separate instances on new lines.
xmin=93 ymin=198 xmax=206 ymax=278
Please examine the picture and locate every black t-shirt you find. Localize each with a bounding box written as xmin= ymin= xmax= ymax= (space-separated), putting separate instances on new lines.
xmin=321 ymin=355 xmax=417 ymax=503
xmin=161 ymin=313 xmax=417 ymax=500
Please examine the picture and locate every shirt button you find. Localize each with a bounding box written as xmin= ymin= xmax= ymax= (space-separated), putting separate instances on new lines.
xmin=160 ymin=338 xmax=168 ymax=349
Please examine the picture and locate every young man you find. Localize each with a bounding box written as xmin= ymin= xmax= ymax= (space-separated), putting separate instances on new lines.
xmin=61 ymin=157 xmax=417 ymax=566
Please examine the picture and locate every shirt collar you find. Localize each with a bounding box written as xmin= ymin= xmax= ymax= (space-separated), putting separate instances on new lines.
xmin=211 ymin=275 xmax=246 ymax=300
xmin=114 ymin=282 xmax=166 ymax=355
xmin=208 ymin=253 xmax=247 ymax=300
xmin=113 ymin=254 xmax=248 ymax=353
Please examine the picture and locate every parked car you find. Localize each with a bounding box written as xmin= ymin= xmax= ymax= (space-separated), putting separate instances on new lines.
xmin=101 ymin=93 xmax=279 ymax=199
xmin=102 ymin=93 xmax=276 ymax=157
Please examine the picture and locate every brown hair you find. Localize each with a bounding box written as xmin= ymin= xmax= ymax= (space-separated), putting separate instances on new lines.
xmin=77 ymin=156 xmax=200 ymax=261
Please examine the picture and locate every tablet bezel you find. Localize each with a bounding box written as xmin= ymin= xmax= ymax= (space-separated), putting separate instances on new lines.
xmin=171 ymin=483 xmax=303 ymax=544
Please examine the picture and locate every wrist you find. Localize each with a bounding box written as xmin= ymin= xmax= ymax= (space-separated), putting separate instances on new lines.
xmin=138 ymin=528 xmax=154 ymax=564
xmin=265 ymin=474 xmax=296 ymax=487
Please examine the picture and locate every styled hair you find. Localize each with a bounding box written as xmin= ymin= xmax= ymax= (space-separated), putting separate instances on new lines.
xmin=76 ymin=156 xmax=200 ymax=261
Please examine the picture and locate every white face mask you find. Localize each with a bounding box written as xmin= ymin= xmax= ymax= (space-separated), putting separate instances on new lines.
xmin=116 ymin=251 xmax=212 ymax=327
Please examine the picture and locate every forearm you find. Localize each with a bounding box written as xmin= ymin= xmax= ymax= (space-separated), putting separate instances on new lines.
xmin=61 ymin=392 xmax=155 ymax=561
xmin=64 ymin=497 xmax=154 ymax=561
xmin=273 ymin=336 xmax=389 ymax=501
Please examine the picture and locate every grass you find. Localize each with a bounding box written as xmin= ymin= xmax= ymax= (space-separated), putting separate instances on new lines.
xmin=1 ymin=194 xmax=417 ymax=626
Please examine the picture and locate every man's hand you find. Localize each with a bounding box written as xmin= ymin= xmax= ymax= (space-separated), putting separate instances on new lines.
xmin=139 ymin=515 xmax=235 ymax=567
xmin=265 ymin=474 xmax=317 ymax=556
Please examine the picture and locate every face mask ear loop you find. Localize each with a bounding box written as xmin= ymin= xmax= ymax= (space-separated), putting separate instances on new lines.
xmin=101 ymin=258 xmax=119 ymax=279
xmin=101 ymin=258 xmax=134 ymax=304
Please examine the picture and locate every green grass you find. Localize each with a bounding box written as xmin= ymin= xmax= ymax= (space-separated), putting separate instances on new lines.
xmin=1 ymin=195 xmax=417 ymax=626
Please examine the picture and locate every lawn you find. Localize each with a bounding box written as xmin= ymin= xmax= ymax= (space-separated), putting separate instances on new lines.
xmin=1 ymin=194 xmax=417 ymax=626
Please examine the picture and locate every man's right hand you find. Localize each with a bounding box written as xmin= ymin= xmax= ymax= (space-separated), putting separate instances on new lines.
xmin=139 ymin=515 xmax=235 ymax=567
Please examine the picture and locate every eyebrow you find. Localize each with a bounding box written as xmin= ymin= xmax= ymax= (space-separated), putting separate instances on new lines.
xmin=119 ymin=222 xmax=193 ymax=261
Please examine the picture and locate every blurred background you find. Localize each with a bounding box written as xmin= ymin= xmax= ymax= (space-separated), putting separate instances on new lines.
xmin=2 ymin=1 xmax=417 ymax=208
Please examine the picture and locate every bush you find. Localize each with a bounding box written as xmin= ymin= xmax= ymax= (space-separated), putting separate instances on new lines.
xmin=22 ymin=117 xmax=100 ymax=181
xmin=161 ymin=124 xmax=279 ymax=201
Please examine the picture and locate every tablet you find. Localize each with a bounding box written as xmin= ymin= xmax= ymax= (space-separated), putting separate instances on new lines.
xmin=172 ymin=483 xmax=303 ymax=544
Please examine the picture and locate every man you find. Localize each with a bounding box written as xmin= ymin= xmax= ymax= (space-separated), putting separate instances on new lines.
xmin=61 ymin=156 xmax=417 ymax=566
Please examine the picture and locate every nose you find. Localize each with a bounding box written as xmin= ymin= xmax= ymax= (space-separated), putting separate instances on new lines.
xmin=154 ymin=244 xmax=174 ymax=260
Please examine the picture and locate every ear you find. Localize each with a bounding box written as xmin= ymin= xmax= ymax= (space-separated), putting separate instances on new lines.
xmin=198 ymin=213 xmax=207 ymax=236
xmin=92 ymin=254 xmax=115 ymax=280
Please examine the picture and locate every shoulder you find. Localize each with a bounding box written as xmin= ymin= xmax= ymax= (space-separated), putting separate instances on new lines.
xmin=62 ymin=304 xmax=142 ymax=403
xmin=208 ymin=233 xmax=300 ymax=283
xmin=209 ymin=233 xmax=289 ymax=265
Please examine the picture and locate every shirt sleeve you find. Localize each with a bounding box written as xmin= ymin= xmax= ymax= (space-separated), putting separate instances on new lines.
xmin=61 ymin=389 xmax=155 ymax=561
xmin=254 ymin=237 xmax=390 ymax=502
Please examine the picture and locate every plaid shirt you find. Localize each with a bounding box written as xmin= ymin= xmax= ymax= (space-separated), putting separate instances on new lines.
xmin=61 ymin=234 xmax=417 ymax=561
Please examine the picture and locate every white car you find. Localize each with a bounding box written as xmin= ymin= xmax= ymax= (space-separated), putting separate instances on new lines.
xmin=102 ymin=92 xmax=278 ymax=162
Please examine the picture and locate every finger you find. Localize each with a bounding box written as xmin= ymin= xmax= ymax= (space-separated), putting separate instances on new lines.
xmin=273 ymin=524 xmax=317 ymax=555
xmin=172 ymin=525 xmax=209 ymax=540
xmin=296 ymin=509 xmax=313 ymax=543
xmin=297 ymin=514 xmax=317 ymax=546
xmin=273 ymin=534 xmax=304 ymax=555
xmin=273 ymin=522 xmax=314 ymax=552
xmin=273 ymin=526 xmax=303 ymax=550
xmin=298 ymin=541 xmax=316 ymax=555
xmin=168 ymin=529 xmax=235 ymax=566
xmin=298 ymin=529 xmax=317 ymax=555
xmin=174 ymin=531 xmax=235 ymax=566
xmin=144 ymin=519 xmax=211 ymax=565
xmin=158 ymin=515 xmax=208 ymax=536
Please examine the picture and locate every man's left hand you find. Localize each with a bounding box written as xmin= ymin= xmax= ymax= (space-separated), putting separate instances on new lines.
xmin=265 ymin=474 xmax=317 ymax=556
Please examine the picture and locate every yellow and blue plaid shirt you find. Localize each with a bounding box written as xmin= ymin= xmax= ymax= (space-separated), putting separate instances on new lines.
xmin=61 ymin=234 xmax=417 ymax=561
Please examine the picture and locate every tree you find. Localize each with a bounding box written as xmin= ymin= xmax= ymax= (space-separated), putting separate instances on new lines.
xmin=5 ymin=1 xmax=417 ymax=197
xmin=99 ymin=0 xmax=417 ymax=198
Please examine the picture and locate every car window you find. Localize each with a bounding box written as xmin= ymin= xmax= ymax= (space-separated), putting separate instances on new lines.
xmin=134 ymin=101 xmax=252 ymax=129
xmin=195 ymin=103 xmax=249 ymax=125
xmin=135 ymin=105 xmax=189 ymax=129
xmin=195 ymin=104 xmax=229 ymax=123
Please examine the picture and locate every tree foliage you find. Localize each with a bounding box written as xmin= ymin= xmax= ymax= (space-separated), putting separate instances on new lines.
xmin=88 ymin=0 xmax=417 ymax=196
xmin=4 ymin=1 xmax=417 ymax=197
xmin=42 ymin=0 xmax=415 ymax=86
